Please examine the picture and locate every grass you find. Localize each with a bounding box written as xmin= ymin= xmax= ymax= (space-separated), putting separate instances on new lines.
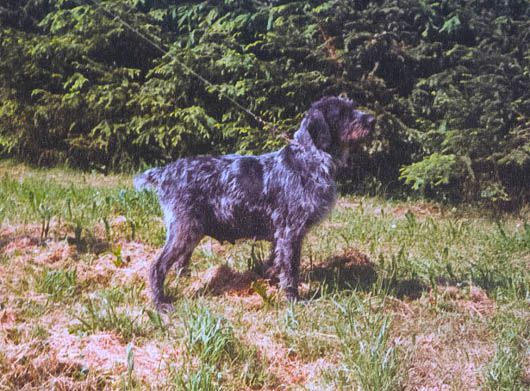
xmin=485 ymin=300 xmax=530 ymax=390
xmin=72 ymin=286 xmax=149 ymax=341
xmin=182 ymin=304 xmax=235 ymax=365
xmin=0 ymin=160 xmax=529 ymax=389
xmin=173 ymin=304 xmax=236 ymax=389
xmin=36 ymin=267 xmax=78 ymax=300
xmin=330 ymin=294 xmax=403 ymax=390
xmin=0 ymin=160 xmax=164 ymax=246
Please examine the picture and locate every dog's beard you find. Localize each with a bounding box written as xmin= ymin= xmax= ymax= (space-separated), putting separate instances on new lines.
xmin=342 ymin=122 xmax=371 ymax=142
xmin=335 ymin=121 xmax=372 ymax=167
xmin=355 ymin=129 xmax=370 ymax=141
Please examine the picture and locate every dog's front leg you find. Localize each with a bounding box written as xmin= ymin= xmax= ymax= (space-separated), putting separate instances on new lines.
xmin=275 ymin=233 xmax=303 ymax=301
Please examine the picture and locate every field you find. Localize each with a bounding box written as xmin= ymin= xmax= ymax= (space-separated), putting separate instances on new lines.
xmin=0 ymin=160 xmax=529 ymax=390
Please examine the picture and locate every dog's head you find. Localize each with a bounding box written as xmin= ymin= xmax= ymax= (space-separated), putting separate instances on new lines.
xmin=294 ymin=96 xmax=375 ymax=164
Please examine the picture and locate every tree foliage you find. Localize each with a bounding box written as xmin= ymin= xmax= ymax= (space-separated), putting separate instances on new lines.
xmin=1 ymin=0 xmax=529 ymax=204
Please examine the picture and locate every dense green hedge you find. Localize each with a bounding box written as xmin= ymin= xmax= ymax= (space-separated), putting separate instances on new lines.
xmin=1 ymin=1 xmax=529 ymax=204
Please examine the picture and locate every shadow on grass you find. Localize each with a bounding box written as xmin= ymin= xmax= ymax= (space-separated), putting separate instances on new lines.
xmin=185 ymin=265 xmax=260 ymax=297
xmin=66 ymin=235 xmax=109 ymax=254
xmin=303 ymin=248 xmax=429 ymax=300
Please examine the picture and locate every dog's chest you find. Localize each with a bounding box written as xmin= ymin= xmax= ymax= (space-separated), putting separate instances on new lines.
xmin=303 ymin=180 xmax=337 ymax=225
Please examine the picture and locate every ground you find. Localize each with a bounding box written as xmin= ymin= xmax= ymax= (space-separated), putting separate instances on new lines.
xmin=0 ymin=161 xmax=529 ymax=390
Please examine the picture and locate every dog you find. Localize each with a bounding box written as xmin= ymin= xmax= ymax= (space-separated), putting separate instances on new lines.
xmin=134 ymin=96 xmax=375 ymax=312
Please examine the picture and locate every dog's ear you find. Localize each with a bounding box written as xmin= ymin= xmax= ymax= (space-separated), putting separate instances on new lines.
xmin=294 ymin=109 xmax=331 ymax=150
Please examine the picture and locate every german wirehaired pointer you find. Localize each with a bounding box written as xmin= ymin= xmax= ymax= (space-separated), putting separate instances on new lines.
xmin=134 ymin=96 xmax=375 ymax=311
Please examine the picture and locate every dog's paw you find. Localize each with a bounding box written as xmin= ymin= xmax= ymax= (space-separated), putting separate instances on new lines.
xmin=264 ymin=266 xmax=280 ymax=283
xmin=284 ymin=287 xmax=300 ymax=302
xmin=154 ymin=297 xmax=175 ymax=313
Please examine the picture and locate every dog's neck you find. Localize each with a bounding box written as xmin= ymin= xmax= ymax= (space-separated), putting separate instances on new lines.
xmin=288 ymin=138 xmax=337 ymax=178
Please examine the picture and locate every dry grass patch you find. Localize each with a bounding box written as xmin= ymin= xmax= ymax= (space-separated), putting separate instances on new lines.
xmin=75 ymin=240 xmax=155 ymax=288
xmin=0 ymin=342 xmax=106 ymax=390
xmin=396 ymin=289 xmax=495 ymax=390
xmin=47 ymin=328 xmax=177 ymax=386
xmin=227 ymin=304 xmax=335 ymax=388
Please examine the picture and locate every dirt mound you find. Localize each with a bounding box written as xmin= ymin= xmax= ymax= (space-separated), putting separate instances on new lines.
xmin=33 ymin=240 xmax=76 ymax=265
xmin=75 ymin=240 xmax=154 ymax=287
xmin=307 ymin=247 xmax=377 ymax=289
xmin=438 ymin=285 xmax=496 ymax=316
xmin=185 ymin=265 xmax=259 ymax=296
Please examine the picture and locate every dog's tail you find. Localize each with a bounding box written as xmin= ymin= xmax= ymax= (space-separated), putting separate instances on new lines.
xmin=134 ymin=168 xmax=162 ymax=191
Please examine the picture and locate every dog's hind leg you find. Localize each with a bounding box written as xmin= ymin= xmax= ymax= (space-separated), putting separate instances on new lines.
xmin=150 ymin=220 xmax=202 ymax=312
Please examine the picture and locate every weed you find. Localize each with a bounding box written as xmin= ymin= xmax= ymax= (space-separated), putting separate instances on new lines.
xmin=111 ymin=244 xmax=128 ymax=267
xmin=327 ymin=294 xmax=404 ymax=390
xmin=279 ymin=301 xmax=338 ymax=361
xmin=30 ymin=324 xmax=50 ymax=340
xmin=182 ymin=304 xmax=235 ymax=366
xmin=168 ymin=304 xmax=235 ymax=389
xmin=173 ymin=303 xmax=268 ymax=389
xmin=485 ymin=301 xmax=530 ymax=390
xmin=251 ymin=280 xmax=276 ymax=307
xmin=247 ymin=241 xmax=268 ymax=274
xmin=172 ymin=364 xmax=218 ymax=391
xmin=0 ymin=204 xmax=5 ymax=227
xmin=145 ymin=308 xmax=167 ymax=334
xmin=28 ymin=190 xmax=54 ymax=240
xmin=234 ymin=344 xmax=268 ymax=388
xmin=36 ymin=268 xmax=77 ymax=300
xmin=19 ymin=299 xmax=47 ymax=319
xmin=73 ymin=290 xmax=147 ymax=340
xmin=124 ymin=342 xmax=137 ymax=388
xmin=65 ymin=196 xmax=85 ymax=245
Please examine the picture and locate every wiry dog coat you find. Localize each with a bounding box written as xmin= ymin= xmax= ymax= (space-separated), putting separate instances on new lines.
xmin=135 ymin=96 xmax=375 ymax=311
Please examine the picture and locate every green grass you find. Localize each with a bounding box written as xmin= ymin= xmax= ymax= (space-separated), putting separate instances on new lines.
xmin=182 ymin=304 xmax=236 ymax=365
xmin=1 ymin=161 xmax=529 ymax=389
xmin=0 ymin=160 xmax=164 ymax=245
xmin=36 ymin=267 xmax=78 ymax=300
xmin=485 ymin=300 xmax=530 ymax=390
xmin=171 ymin=304 xmax=235 ymax=389
xmin=72 ymin=285 xmax=151 ymax=341
xmin=329 ymin=294 xmax=403 ymax=390
xmin=169 ymin=302 xmax=268 ymax=390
